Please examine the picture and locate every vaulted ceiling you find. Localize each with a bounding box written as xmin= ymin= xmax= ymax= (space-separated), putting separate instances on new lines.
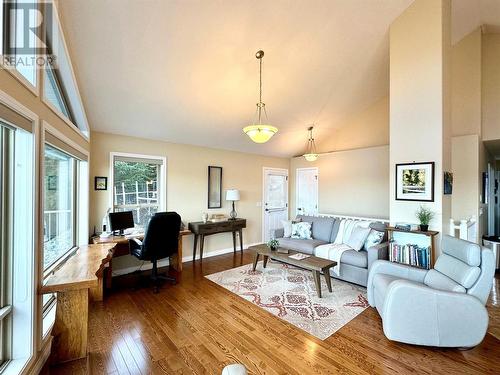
xmin=58 ymin=0 xmax=499 ymax=158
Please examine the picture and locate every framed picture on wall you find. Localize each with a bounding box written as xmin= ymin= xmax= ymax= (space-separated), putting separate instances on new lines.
xmin=395 ymin=162 xmax=435 ymax=202
xmin=94 ymin=176 xmax=108 ymax=191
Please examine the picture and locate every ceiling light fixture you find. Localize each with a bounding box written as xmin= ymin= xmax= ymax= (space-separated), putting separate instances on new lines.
xmin=303 ymin=126 xmax=319 ymax=162
xmin=243 ymin=50 xmax=278 ymax=143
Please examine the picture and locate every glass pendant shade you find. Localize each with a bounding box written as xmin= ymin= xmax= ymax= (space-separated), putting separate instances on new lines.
xmin=243 ymin=124 xmax=278 ymax=143
xmin=303 ymin=126 xmax=319 ymax=162
xmin=243 ymin=50 xmax=278 ymax=143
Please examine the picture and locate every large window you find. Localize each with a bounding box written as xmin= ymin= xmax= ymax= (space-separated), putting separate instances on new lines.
xmin=112 ymin=155 xmax=164 ymax=229
xmin=43 ymin=145 xmax=76 ymax=270
xmin=44 ymin=67 xmax=74 ymax=123
xmin=2 ymin=0 xmax=38 ymax=86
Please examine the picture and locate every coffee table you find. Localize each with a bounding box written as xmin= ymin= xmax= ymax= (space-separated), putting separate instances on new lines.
xmin=248 ymin=244 xmax=336 ymax=298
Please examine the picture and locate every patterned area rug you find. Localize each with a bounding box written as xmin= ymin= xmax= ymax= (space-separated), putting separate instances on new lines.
xmin=205 ymin=261 xmax=368 ymax=340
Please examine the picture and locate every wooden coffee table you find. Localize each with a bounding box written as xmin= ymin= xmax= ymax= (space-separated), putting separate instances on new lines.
xmin=249 ymin=244 xmax=336 ymax=298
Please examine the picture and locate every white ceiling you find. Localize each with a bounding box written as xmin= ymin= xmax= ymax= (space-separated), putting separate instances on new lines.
xmin=58 ymin=0 xmax=499 ymax=158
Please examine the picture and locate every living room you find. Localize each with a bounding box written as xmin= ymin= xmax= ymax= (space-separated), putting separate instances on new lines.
xmin=0 ymin=0 xmax=499 ymax=374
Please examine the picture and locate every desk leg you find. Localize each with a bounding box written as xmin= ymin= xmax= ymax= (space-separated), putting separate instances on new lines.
xmin=89 ymin=276 xmax=104 ymax=302
xmin=239 ymin=229 xmax=243 ymax=252
xmin=170 ymin=235 xmax=183 ymax=272
xmin=199 ymin=234 xmax=205 ymax=260
xmin=232 ymin=231 xmax=237 ymax=253
xmin=50 ymin=288 xmax=88 ymax=364
xmin=192 ymin=234 xmax=198 ymax=262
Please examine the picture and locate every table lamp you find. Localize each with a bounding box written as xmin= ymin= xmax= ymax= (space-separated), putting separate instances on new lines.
xmin=226 ymin=189 xmax=240 ymax=220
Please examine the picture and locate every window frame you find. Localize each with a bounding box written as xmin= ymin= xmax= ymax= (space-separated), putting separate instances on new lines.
xmin=0 ymin=126 xmax=13 ymax=370
xmin=109 ymin=152 xmax=167 ymax=227
xmin=42 ymin=143 xmax=78 ymax=275
xmin=0 ymin=0 xmax=40 ymax=95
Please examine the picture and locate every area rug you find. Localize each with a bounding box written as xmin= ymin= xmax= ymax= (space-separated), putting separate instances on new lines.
xmin=205 ymin=261 xmax=369 ymax=340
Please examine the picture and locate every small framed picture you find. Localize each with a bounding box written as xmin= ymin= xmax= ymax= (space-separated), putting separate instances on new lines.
xmin=47 ymin=175 xmax=57 ymax=191
xmin=444 ymin=172 xmax=453 ymax=195
xmin=395 ymin=162 xmax=435 ymax=202
xmin=95 ymin=176 xmax=108 ymax=191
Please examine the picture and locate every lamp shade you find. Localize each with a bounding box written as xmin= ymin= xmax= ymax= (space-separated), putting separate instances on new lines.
xmin=225 ymin=189 xmax=240 ymax=201
xmin=243 ymin=125 xmax=278 ymax=143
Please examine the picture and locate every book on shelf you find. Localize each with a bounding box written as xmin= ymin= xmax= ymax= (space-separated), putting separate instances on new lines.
xmin=389 ymin=242 xmax=431 ymax=269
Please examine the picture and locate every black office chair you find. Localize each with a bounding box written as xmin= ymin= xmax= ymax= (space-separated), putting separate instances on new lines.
xmin=129 ymin=211 xmax=181 ymax=293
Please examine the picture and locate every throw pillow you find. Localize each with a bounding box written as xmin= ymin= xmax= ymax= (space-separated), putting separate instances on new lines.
xmin=364 ymin=229 xmax=384 ymax=249
xmin=281 ymin=220 xmax=293 ymax=238
xmin=291 ymin=222 xmax=312 ymax=240
xmin=345 ymin=226 xmax=371 ymax=251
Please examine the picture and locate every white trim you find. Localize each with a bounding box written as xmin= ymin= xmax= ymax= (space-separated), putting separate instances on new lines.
xmin=112 ymin=242 xmax=261 ymax=277
xmin=19 ymin=337 xmax=52 ymax=375
xmin=262 ymin=167 xmax=289 ymax=243
xmin=109 ymin=152 xmax=168 ymax=214
xmin=295 ymin=167 xmax=319 ymax=216
xmin=317 ymin=212 xmax=390 ymax=223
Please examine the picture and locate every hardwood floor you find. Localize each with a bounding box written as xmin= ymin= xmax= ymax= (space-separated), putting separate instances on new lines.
xmin=46 ymin=251 xmax=500 ymax=375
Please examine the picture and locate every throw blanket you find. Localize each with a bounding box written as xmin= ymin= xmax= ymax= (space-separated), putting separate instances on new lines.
xmin=315 ymin=243 xmax=353 ymax=275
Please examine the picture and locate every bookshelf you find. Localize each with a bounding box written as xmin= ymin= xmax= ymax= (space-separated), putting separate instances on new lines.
xmin=387 ymin=227 xmax=438 ymax=270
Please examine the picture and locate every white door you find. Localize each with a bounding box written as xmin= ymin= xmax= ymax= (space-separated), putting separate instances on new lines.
xmin=296 ymin=167 xmax=318 ymax=216
xmin=263 ymin=168 xmax=289 ymax=242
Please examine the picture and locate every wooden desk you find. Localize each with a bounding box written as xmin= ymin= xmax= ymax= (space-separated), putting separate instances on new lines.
xmin=92 ymin=229 xmax=191 ymax=276
xmin=189 ymin=219 xmax=246 ymax=261
xmin=41 ymin=243 xmax=116 ymax=364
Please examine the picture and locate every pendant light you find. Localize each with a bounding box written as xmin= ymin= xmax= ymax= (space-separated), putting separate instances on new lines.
xmin=243 ymin=50 xmax=278 ymax=143
xmin=303 ymin=126 xmax=319 ymax=161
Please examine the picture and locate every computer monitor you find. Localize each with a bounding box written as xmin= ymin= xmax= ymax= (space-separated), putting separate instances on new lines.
xmin=109 ymin=211 xmax=135 ymax=235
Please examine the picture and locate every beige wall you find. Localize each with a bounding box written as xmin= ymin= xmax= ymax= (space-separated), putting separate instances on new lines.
xmin=289 ymin=145 xmax=389 ymax=219
xmin=482 ymin=33 xmax=500 ymax=142
xmin=90 ymin=131 xmax=289 ymax=271
xmin=318 ymin=97 xmax=389 ymax=152
xmin=389 ymin=0 xmax=451 ymax=244
xmin=451 ymin=135 xmax=479 ymax=233
xmin=451 ymin=29 xmax=482 ymax=137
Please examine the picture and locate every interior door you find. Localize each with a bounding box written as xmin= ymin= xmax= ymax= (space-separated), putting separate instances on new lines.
xmin=296 ymin=167 xmax=318 ymax=216
xmin=263 ymin=168 xmax=288 ymax=242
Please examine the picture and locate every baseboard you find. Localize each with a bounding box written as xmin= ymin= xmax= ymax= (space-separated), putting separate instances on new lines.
xmin=112 ymin=242 xmax=260 ymax=277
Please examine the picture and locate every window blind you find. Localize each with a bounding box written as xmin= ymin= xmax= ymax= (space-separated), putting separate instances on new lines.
xmin=114 ymin=155 xmax=163 ymax=165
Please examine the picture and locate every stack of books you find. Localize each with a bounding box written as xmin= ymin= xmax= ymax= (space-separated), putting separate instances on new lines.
xmin=389 ymin=242 xmax=431 ymax=269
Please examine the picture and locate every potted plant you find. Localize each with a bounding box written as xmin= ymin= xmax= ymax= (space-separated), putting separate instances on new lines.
xmin=415 ymin=206 xmax=434 ymax=232
xmin=267 ymin=238 xmax=279 ymax=251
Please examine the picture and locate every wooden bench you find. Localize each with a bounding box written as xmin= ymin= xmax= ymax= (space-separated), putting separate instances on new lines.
xmin=40 ymin=243 xmax=116 ymax=364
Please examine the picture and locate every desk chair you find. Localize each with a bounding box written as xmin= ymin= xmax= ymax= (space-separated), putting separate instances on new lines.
xmin=129 ymin=212 xmax=181 ymax=293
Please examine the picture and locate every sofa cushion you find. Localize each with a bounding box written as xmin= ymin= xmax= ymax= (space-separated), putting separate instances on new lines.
xmin=364 ymin=229 xmax=384 ymax=250
xmin=346 ymin=226 xmax=371 ymax=250
xmin=341 ymin=249 xmax=368 ymax=268
xmin=329 ymin=219 xmax=341 ymax=243
xmin=291 ymin=222 xmax=312 ymax=239
xmin=434 ymin=254 xmax=480 ymax=289
xmin=296 ymin=215 xmax=335 ymax=242
xmin=423 ymin=269 xmax=467 ymax=293
xmin=276 ymin=237 xmax=328 ymax=255
xmin=314 ymin=246 xmax=368 ymax=268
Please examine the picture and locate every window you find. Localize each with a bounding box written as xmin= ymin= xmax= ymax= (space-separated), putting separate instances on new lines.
xmin=43 ymin=144 xmax=76 ymax=270
xmin=112 ymin=155 xmax=165 ymax=229
xmin=2 ymin=0 xmax=38 ymax=86
xmin=44 ymin=67 xmax=75 ymax=123
xmin=0 ymin=125 xmax=13 ymax=369
xmin=0 ymin=114 xmax=34 ymax=372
